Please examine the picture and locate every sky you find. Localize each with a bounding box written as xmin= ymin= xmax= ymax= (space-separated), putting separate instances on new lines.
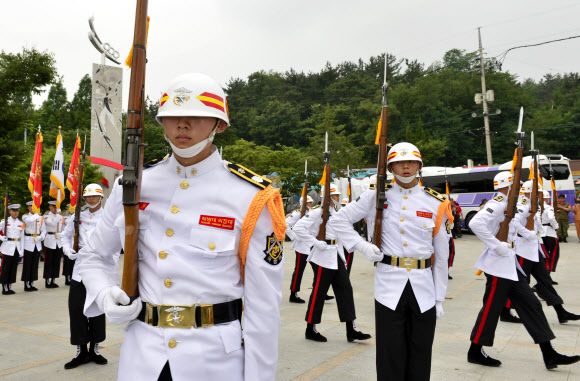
xmin=2 ymin=0 xmax=580 ymax=109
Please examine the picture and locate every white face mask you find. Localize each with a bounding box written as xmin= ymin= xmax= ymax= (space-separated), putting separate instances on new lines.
xmin=86 ymin=202 xmax=100 ymax=209
xmin=165 ymin=125 xmax=218 ymax=159
xmin=331 ymin=198 xmax=342 ymax=211
xmin=394 ymin=173 xmax=417 ymax=184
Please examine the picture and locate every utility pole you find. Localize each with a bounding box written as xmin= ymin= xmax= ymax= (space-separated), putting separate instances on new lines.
xmin=478 ymin=27 xmax=493 ymax=166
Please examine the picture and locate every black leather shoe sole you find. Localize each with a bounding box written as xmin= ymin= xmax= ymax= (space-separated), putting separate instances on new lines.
xmin=467 ymin=355 xmax=502 ymax=367
xmin=347 ymin=332 xmax=371 ymax=342
xmin=305 ymin=332 xmax=327 ymax=342
xmin=64 ymin=355 xmax=90 ymax=370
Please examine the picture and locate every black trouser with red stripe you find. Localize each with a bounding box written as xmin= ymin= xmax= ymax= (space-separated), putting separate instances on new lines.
xmin=542 ymin=236 xmax=559 ymax=272
xmin=0 ymin=252 xmax=20 ymax=285
xmin=519 ymin=256 xmax=563 ymax=306
xmin=470 ymin=271 xmax=554 ymax=347
xmin=448 ymin=237 xmax=455 ymax=267
xmin=376 ymin=281 xmax=436 ymax=381
xmin=345 ymin=251 xmax=354 ymax=275
xmin=290 ymin=251 xmax=309 ymax=293
xmin=43 ymin=247 xmax=62 ymax=279
xmin=21 ymin=247 xmax=41 ymax=282
xmin=305 ymin=257 xmax=356 ymax=325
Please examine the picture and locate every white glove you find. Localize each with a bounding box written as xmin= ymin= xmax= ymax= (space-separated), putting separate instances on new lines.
xmin=0 ymin=236 xmax=7 ymax=242
xmin=355 ymin=241 xmax=383 ymax=262
xmin=436 ymin=301 xmax=444 ymax=319
xmin=102 ymin=286 xmax=142 ymax=325
xmin=64 ymin=247 xmax=78 ymax=260
xmin=313 ymin=240 xmax=328 ymax=250
xmin=494 ymin=242 xmax=511 ymax=257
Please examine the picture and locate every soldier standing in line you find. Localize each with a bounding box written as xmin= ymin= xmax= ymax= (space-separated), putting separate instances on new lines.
xmin=61 ymin=184 xmax=109 ymax=369
xmin=340 ymin=197 xmax=356 ymax=276
xmin=76 ymin=73 xmax=286 ymax=380
xmin=330 ymin=143 xmax=451 ymax=380
xmin=466 ymin=172 xmax=579 ymax=370
xmin=21 ymin=200 xmax=46 ymax=291
xmin=555 ymin=194 xmax=571 ymax=242
xmin=286 ymin=195 xmax=313 ymax=303
xmin=43 ymin=200 xmax=65 ymax=288
xmin=539 ymin=191 xmax=560 ymax=277
xmin=0 ymin=204 xmax=25 ymax=295
xmin=294 ymin=183 xmax=371 ymax=343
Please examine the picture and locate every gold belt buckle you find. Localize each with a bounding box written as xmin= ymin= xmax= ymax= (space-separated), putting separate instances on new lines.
xmin=193 ymin=304 xmax=215 ymax=329
xmin=158 ymin=304 xmax=194 ymax=328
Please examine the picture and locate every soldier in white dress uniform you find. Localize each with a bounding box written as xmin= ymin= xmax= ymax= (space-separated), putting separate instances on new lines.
xmin=61 ymin=184 xmax=109 ymax=369
xmin=329 ymin=143 xmax=451 ymax=380
xmin=43 ymin=200 xmax=65 ymax=288
xmin=0 ymin=204 xmax=25 ymax=295
xmin=76 ymin=73 xmax=286 ymax=381
xmin=286 ymin=195 xmax=313 ymax=303
xmin=467 ymin=172 xmax=579 ymax=370
xmin=62 ymin=206 xmax=74 ymax=285
xmin=21 ymin=201 xmax=46 ymax=291
xmin=293 ymin=184 xmax=371 ymax=343
xmin=540 ymin=190 xmax=560 ymax=274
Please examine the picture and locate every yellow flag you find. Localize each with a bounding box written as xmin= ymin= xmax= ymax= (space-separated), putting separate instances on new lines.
xmin=375 ymin=117 xmax=381 ymax=145
xmin=528 ymin=162 xmax=535 ymax=180
xmin=446 ymin=182 xmax=450 ymax=196
xmin=509 ymin=148 xmax=518 ymax=174
xmin=551 ymin=178 xmax=556 ymax=191
xmin=318 ymin=168 xmax=327 ymax=185
xmin=538 ymin=175 xmax=543 ymax=187
xmin=301 ymin=183 xmax=307 ymax=198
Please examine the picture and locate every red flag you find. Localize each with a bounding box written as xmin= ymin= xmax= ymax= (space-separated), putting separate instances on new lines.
xmin=66 ymin=136 xmax=81 ymax=214
xmin=27 ymin=132 xmax=43 ymax=214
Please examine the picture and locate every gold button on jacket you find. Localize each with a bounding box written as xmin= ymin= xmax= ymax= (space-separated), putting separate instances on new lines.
xmin=166 ymin=229 xmax=174 ymax=237
xmin=208 ymin=243 xmax=216 ymax=250
xmin=180 ymin=181 xmax=188 ymax=189
xmin=170 ymin=206 xmax=179 ymax=214
xmin=158 ymin=251 xmax=167 ymax=259
xmin=164 ymin=279 xmax=172 ymax=288
xmin=168 ymin=340 xmax=177 ymax=348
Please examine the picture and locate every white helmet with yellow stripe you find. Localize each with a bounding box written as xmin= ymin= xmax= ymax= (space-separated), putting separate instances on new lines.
xmin=387 ymin=142 xmax=422 ymax=166
xmin=493 ymin=171 xmax=512 ymax=190
xmin=156 ymin=73 xmax=230 ymax=126
xmin=83 ymin=183 xmax=104 ymax=198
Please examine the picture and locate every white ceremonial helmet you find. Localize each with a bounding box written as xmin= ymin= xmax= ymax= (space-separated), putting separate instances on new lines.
xmin=341 ymin=198 xmax=349 ymax=206
xmin=83 ymin=183 xmax=104 ymax=198
xmin=156 ymin=73 xmax=230 ymax=126
xmin=493 ymin=171 xmax=513 ymax=190
xmin=320 ymin=183 xmax=341 ymax=198
xmin=520 ymin=180 xmax=533 ymax=194
xmin=299 ymin=195 xmax=314 ymax=204
xmin=387 ymin=142 xmax=423 ymax=166
xmin=543 ymin=190 xmax=551 ymax=199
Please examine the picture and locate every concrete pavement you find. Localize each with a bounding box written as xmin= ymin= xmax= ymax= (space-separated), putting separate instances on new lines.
xmin=0 ymin=232 xmax=579 ymax=380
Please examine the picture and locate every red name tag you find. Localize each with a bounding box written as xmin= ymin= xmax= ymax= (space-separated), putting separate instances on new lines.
xmin=199 ymin=215 xmax=235 ymax=230
xmin=416 ymin=211 xmax=433 ymax=218
xmin=139 ymin=202 xmax=150 ymax=210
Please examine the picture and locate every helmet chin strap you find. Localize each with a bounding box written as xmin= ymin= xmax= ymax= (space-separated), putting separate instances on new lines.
xmin=394 ymin=173 xmax=417 ymax=184
xmin=165 ymin=121 xmax=219 ymax=159
xmin=86 ymin=202 xmax=101 ymax=208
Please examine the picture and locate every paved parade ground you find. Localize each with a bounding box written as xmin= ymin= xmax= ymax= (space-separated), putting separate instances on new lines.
xmin=0 ymin=232 xmax=579 ymax=380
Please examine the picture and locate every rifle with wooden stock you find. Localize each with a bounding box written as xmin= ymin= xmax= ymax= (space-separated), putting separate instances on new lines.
xmin=3 ymin=188 xmax=8 ymax=236
xmin=317 ymin=133 xmax=331 ymax=241
xmin=121 ymin=0 xmax=148 ymax=299
xmin=300 ymin=160 xmax=308 ymax=218
xmin=525 ymin=132 xmax=539 ymax=230
xmin=495 ymin=107 xmax=525 ymax=244
xmin=373 ymin=54 xmax=389 ymax=248
xmin=347 ymin=165 xmax=352 ymax=203
xmin=73 ymin=139 xmax=87 ymax=252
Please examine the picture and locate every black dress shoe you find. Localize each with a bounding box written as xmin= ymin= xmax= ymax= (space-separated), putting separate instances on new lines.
xmin=289 ymin=294 xmax=305 ymax=304
xmin=24 ymin=287 xmax=34 ymax=292
xmin=65 ymin=280 xmax=71 ymax=286
xmin=305 ymin=329 xmax=327 ymax=342
xmin=558 ymin=310 xmax=580 ymax=324
xmin=2 ymin=290 xmax=10 ymax=295
xmin=30 ymin=286 xmax=38 ymax=291
xmin=64 ymin=354 xmax=90 ymax=370
xmin=8 ymin=290 xmax=15 ymax=295
xmin=544 ymin=352 xmax=580 ymax=370
xmin=500 ymin=309 xmax=521 ymax=323
xmin=467 ymin=346 xmax=502 ymax=367
xmin=324 ymin=295 xmax=334 ymax=301
xmin=90 ymin=352 xmax=108 ymax=365
xmin=347 ymin=330 xmax=371 ymax=342
xmin=552 ymin=280 xmax=558 ymax=285
xmin=448 ymin=274 xmax=453 ymax=280
xmin=51 ymin=283 xmax=59 ymax=288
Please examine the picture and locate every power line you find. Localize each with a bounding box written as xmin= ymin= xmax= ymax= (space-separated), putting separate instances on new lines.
xmin=495 ymin=35 xmax=580 ymax=63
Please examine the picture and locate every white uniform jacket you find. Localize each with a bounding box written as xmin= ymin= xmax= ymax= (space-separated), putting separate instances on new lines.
xmin=285 ymin=209 xmax=313 ymax=255
xmin=328 ymin=183 xmax=450 ymax=313
xmin=44 ymin=212 xmax=66 ymax=249
xmin=540 ymin=203 xmax=558 ymax=238
xmin=293 ymin=206 xmax=345 ymax=269
xmin=76 ymin=149 xmax=284 ymax=381
xmin=513 ymin=198 xmax=539 ymax=262
xmin=22 ymin=213 xmax=45 ymax=251
xmin=471 ymin=196 xmax=521 ymax=281
xmin=0 ymin=217 xmax=24 ymax=256
xmin=62 ymin=208 xmax=104 ymax=282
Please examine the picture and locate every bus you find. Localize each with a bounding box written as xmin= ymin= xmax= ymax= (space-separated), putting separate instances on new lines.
xmin=420 ymin=154 xmax=576 ymax=231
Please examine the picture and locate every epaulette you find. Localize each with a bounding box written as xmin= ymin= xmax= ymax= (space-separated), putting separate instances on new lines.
xmin=521 ymin=198 xmax=528 ymax=205
xmin=144 ymin=154 xmax=169 ymax=169
xmin=369 ymin=183 xmax=392 ymax=191
xmin=311 ymin=205 xmax=321 ymax=209
xmin=228 ymin=163 xmax=272 ymax=190
xmin=423 ymin=187 xmax=445 ymax=202
xmin=493 ymin=195 xmax=505 ymax=202
xmin=294 ymin=208 xmax=301 ymax=213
